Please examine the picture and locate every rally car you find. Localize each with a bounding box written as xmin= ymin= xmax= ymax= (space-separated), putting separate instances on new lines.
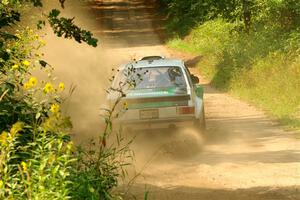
xmin=109 ymin=56 xmax=205 ymax=131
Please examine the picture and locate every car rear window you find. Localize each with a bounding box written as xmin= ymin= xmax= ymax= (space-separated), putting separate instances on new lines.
xmin=114 ymin=66 xmax=187 ymax=89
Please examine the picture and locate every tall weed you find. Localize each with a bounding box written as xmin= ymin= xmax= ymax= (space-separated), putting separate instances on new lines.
xmin=0 ymin=27 xmax=133 ymax=200
xmin=0 ymin=28 xmax=74 ymax=199
xmin=167 ymin=18 xmax=300 ymax=129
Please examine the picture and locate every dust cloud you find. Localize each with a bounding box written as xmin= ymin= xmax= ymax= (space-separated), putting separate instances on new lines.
xmin=40 ymin=0 xmax=172 ymax=146
xmin=38 ymin=1 xmax=300 ymax=199
xmin=40 ymin=0 xmax=116 ymax=143
xmin=131 ymin=128 xmax=204 ymax=166
xmin=42 ymin=35 xmax=112 ymax=142
xmin=41 ymin=0 xmax=206 ymax=174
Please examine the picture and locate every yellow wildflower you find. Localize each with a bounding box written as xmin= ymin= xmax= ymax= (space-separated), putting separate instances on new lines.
xmin=23 ymin=82 xmax=32 ymax=90
xmin=11 ymin=64 xmax=19 ymax=70
xmin=21 ymin=161 xmax=27 ymax=172
xmin=39 ymin=39 xmax=46 ymax=46
xmin=48 ymin=154 xmax=56 ymax=165
xmin=50 ymin=103 xmax=60 ymax=113
xmin=22 ymin=60 xmax=30 ymax=67
xmin=10 ymin=122 xmax=23 ymax=137
xmin=44 ymin=83 xmax=54 ymax=93
xmin=66 ymin=141 xmax=73 ymax=151
xmin=0 ymin=180 xmax=3 ymax=188
xmin=0 ymin=131 xmax=8 ymax=146
xmin=58 ymin=82 xmax=65 ymax=91
xmin=15 ymin=33 xmax=21 ymax=39
xmin=28 ymin=77 xmax=38 ymax=87
xmin=42 ymin=118 xmax=52 ymax=130
xmin=123 ymin=101 xmax=128 ymax=109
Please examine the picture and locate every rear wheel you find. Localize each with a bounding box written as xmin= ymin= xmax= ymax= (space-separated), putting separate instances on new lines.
xmin=194 ymin=106 xmax=206 ymax=133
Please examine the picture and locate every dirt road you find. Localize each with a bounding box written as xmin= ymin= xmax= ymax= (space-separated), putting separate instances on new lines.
xmin=44 ymin=0 xmax=300 ymax=199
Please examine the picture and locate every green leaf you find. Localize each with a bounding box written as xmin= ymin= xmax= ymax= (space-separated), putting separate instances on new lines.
xmin=144 ymin=190 xmax=149 ymax=200
xmin=35 ymin=112 xmax=41 ymax=119
xmin=52 ymin=165 xmax=60 ymax=175
xmin=39 ymin=60 xmax=48 ymax=67
xmin=0 ymin=10 xmax=20 ymax=28
xmin=30 ymin=0 xmax=43 ymax=7
xmin=59 ymin=0 xmax=66 ymax=9
xmin=0 ymin=31 xmax=18 ymax=40
xmin=87 ymin=37 xmax=98 ymax=47
xmin=49 ymin=9 xmax=61 ymax=18
xmin=47 ymin=9 xmax=98 ymax=47
xmin=37 ymin=20 xmax=46 ymax=29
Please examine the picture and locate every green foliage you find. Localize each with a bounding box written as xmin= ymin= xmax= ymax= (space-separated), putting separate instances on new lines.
xmin=231 ymin=52 xmax=300 ymax=119
xmin=0 ymin=27 xmax=74 ymax=199
xmin=186 ymin=19 xmax=237 ymax=56
xmin=70 ymin=136 xmax=132 ymax=200
xmin=47 ymin=9 xmax=98 ymax=47
xmin=163 ymin=0 xmax=300 ymax=129
xmin=0 ymin=0 xmax=98 ymax=53
xmin=0 ymin=1 xmax=132 ymax=199
xmin=0 ymin=124 xmax=74 ymax=199
xmin=167 ymin=17 xmax=300 ymax=129
xmin=69 ymin=66 xmax=140 ymax=200
xmin=160 ymin=0 xmax=300 ymax=36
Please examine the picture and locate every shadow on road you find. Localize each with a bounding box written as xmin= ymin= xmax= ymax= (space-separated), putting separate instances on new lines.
xmin=84 ymin=0 xmax=167 ymax=48
xmin=196 ymin=149 xmax=300 ymax=165
xmin=119 ymin=184 xmax=300 ymax=200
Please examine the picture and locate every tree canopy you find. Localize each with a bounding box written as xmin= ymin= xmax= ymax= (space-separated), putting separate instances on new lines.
xmin=160 ymin=0 xmax=300 ymax=36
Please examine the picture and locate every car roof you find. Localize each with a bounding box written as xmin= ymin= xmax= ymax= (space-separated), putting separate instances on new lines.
xmin=120 ymin=58 xmax=184 ymax=69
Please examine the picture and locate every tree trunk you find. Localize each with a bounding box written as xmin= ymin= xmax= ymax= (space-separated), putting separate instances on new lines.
xmin=242 ymin=0 xmax=251 ymax=33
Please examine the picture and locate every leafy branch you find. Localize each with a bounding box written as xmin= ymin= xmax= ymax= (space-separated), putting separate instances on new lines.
xmin=47 ymin=9 xmax=98 ymax=47
xmin=0 ymin=0 xmax=98 ymax=48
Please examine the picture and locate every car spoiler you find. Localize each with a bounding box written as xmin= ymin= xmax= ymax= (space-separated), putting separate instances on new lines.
xmin=124 ymin=94 xmax=190 ymax=104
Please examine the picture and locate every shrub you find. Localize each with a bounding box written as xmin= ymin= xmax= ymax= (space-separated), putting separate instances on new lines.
xmin=1 ymin=1 xmax=137 ymax=198
xmin=167 ymin=17 xmax=300 ymax=129
xmin=0 ymin=27 xmax=75 ymax=199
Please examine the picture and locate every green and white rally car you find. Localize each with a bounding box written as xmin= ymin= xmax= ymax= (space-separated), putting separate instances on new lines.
xmin=109 ymin=56 xmax=205 ymax=131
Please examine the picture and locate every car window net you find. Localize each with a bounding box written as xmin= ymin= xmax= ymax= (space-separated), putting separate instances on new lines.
xmin=114 ymin=66 xmax=187 ymax=89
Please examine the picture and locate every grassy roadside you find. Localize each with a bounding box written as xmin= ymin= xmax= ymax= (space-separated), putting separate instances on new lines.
xmin=167 ymin=19 xmax=300 ymax=130
xmin=0 ymin=1 xmax=133 ymax=199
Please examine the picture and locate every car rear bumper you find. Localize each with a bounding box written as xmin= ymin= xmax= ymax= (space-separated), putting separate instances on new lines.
xmin=117 ymin=117 xmax=196 ymax=131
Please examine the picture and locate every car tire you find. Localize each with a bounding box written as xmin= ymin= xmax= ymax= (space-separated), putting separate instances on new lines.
xmin=194 ymin=106 xmax=206 ymax=133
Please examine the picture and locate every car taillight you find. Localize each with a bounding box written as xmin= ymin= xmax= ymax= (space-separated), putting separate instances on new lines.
xmin=177 ymin=106 xmax=195 ymax=114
